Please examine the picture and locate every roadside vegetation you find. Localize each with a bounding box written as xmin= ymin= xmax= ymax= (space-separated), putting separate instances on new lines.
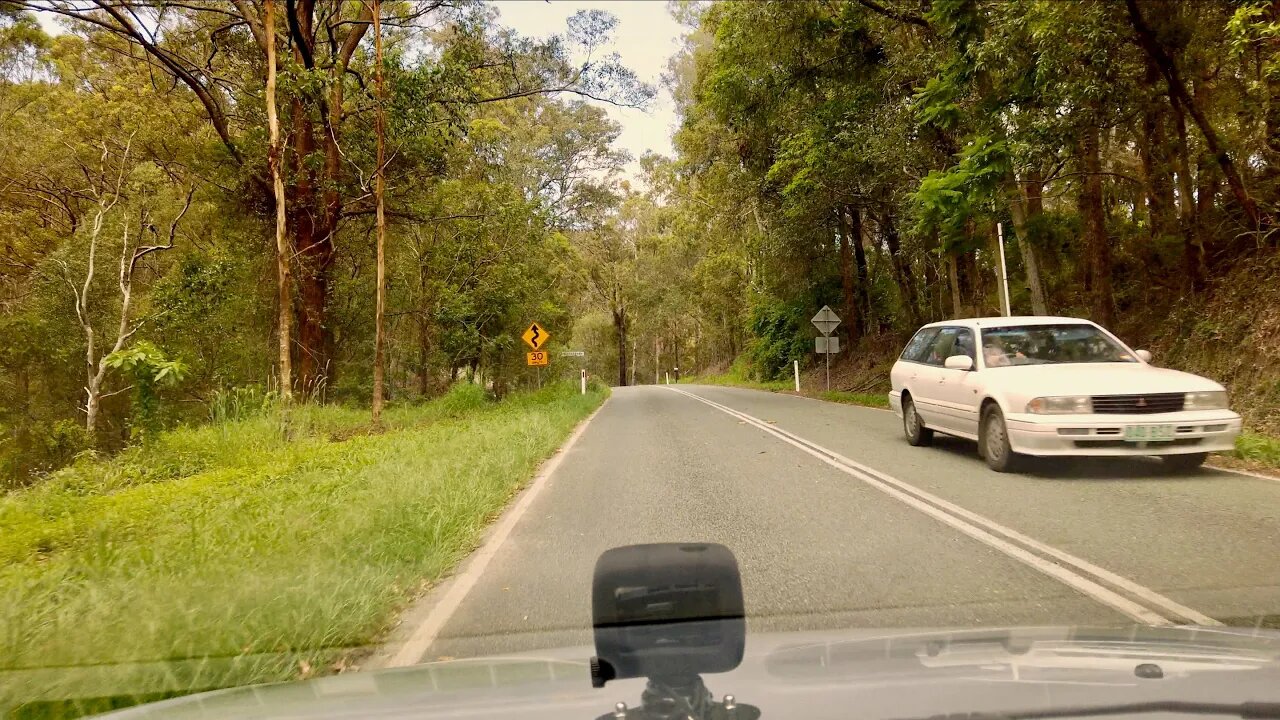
xmin=0 ymin=381 xmax=606 ymax=718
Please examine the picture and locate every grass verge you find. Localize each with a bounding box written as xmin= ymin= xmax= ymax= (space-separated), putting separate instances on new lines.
xmin=819 ymin=390 xmax=891 ymax=409
xmin=680 ymin=373 xmax=890 ymax=410
xmin=0 ymin=381 xmax=607 ymax=718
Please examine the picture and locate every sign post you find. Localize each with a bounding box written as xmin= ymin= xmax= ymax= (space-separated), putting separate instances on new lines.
xmin=996 ymin=222 xmax=1011 ymax=317
xmin=581 ymin=369 xmax=587 ymax=395
xmin=811 ymin=305 xmax=842 ymax=392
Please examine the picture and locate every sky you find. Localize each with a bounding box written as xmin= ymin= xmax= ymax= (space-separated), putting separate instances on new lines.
xmin=488 ymin=0 xmax=684 ymax=180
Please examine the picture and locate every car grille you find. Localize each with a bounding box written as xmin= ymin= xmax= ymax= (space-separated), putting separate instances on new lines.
xmin=1090 ymin=393 xmax=1185 ymax=414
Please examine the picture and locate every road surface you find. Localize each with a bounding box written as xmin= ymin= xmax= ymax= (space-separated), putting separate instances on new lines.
xmin=404 ymin=385 xmax=1280 ymax=662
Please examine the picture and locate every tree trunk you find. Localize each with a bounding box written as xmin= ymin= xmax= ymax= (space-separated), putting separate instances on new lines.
xmin=264 ymin=0 xmax=292 ymax=402
xmin=849 ymin=207 xmax=871 ymax=335
xmin=1194 ymin=154 xmax=1218 ymax=283
xmin=1125 ymin=0 xmax=1262 ymax=230
xmin=418 ymin=320 xmax=431 ymax=396
xmin=880 ymin=214 xmax=920 ymax=327
xmin=614 ymin=306 xmax=628 ymax=386
xmin=371 ymin=0 xmax=387 ymax=425
xmin=947 ymin=253 xmax=962 ymax=318
xmin=85 ymin=374 xmax=101 ymax=435
xmin=1003 ymin=172 xmax=1049 ymax=315
xmin=673 ymin=334 xmax=681 ymax=381
xmin=1079 ymin=125 xmax=1114 ymax=328
xmin=1138 ymin=64 xmax=1179 ymax=244
xmin=836 ymin=212 xmax=858 ymax=343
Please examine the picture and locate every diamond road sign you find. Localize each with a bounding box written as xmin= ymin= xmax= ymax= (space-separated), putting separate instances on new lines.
xmin=521 ymin=322 xmax=549 ymax=350
xmin=811 ymin=305 xmax=841 ymax=336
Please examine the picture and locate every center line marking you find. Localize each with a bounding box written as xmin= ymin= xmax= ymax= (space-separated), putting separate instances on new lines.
xmin=668 ymin=386 xmax=1220 ymax=627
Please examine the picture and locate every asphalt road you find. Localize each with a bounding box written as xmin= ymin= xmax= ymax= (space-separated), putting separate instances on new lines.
xmin=415 ymin=384 xmax=1280 ymax=662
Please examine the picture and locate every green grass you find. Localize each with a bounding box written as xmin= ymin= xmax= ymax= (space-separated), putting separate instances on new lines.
xmin=819 ymin=390 xmax=890 ymax=409
xmin=678 ymin=366 xmax=890 ymax=410
xmin=681 ymin=373 xmax=792 ymax=392
xmin=678 ymin=354 xmax=792 ymax=392
xmin=0 ymin=381 xmax=607 ymax=718
xmin=1232 ymin=431 xmax=1280 ymax=468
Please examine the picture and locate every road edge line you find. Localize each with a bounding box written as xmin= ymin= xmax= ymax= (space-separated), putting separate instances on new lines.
xmin=668 ymin=386 xmax=1220 ymax=627
xmin=381 ymin=397 xmax=609 ymax=668
xmin=1205 ymin=462 xmax=1280 ymax=483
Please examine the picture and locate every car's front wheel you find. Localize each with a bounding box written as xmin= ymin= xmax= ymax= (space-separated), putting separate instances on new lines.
xmin=903 ymin=396 xmax=933 ymax=447
xmin=981 ymin=404 xmax=1020 ymax=473
xmin=1162 ymin=452 xmax=1208 ymax=472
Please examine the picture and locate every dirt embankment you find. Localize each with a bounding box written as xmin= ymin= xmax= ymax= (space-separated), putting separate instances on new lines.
xmin=1138 ymin=255 xmax=1280 ymax=435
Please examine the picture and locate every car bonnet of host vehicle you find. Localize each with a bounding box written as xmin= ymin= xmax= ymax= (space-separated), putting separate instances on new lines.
xmin=97 ymin=545 xmax=1280 ymax=720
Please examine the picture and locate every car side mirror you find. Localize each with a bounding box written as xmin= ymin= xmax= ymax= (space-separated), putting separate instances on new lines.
xmin=944 ymin=355 xmax=974 ymax=371
xmin=1135 ymin=349 xmax=1152 ymax=362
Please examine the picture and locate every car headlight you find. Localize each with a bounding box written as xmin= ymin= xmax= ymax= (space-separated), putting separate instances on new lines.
xmin=1184 ymin=390 xmax=1228 ymax=410
xmin=1026 ymin=396 xmax=1092 ymax=414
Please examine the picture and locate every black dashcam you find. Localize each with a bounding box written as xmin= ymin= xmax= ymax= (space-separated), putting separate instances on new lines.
xmin=590 ymin=543 xmax=746 ymax=687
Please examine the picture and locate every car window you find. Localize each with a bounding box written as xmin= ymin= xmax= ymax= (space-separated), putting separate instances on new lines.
xmin=923 ymin=327 xmax=974 ymax=366
xmin=901 ymin=327 xmax=941 ymax=363
xmin=981 ymin=324 xmax=1136 ymax=366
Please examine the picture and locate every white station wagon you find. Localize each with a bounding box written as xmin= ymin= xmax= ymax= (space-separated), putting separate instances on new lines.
xmin=888 ymin=317 xmax=1241 ymax=472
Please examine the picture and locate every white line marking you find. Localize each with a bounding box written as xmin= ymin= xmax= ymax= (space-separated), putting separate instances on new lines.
xmin=668 ymin=387 xmax=1221 ymax=627
xmin=385 ymin=399 xmax=609 ymax=668
xmin=1206 ymin=463 xmax=1280 ymax=484
xmin=704 ymin=386 xmax=1279 ymax=481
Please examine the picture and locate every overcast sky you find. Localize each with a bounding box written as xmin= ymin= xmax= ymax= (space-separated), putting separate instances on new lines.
xmin=489 ymin=0 xmax=683 ymax=180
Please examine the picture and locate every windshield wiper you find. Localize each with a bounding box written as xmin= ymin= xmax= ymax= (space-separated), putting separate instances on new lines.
xmin=889 ymin=701 xmax=1280 ymax=720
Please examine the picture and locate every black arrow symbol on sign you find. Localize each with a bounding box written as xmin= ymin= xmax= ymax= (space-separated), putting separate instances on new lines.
xmin=531 ymin=325 xmax=540 ymax=347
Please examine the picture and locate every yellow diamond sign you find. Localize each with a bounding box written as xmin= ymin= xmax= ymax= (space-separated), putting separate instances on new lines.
xmin=522 ymin=322 xmax=549 ymax=350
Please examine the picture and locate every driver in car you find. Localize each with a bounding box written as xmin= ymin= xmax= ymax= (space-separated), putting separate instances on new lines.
xmin=983 ymin=336 xmax=1023 ymax=367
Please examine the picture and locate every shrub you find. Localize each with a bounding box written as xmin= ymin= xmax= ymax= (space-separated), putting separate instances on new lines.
xmin=438 ymin=381 xmax=490 ymax=417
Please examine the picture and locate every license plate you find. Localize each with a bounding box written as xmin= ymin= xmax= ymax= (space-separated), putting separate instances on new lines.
xmin=1123 ymin=425 xmax=1175 ymax=442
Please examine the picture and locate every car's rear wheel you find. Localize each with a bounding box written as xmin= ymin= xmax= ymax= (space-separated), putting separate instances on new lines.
xmin=903 ymin=396 xmax=933 ymax=447
xmin=981 ymin=404 xmax=1020 ymax=473
xmin=1161 ymin=452 xmax=1208 ymax=472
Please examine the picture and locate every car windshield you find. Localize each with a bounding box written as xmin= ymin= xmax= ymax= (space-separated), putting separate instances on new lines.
xmin=5 ymin=2 xmax=1280 ymax=720
xmin=981 ymin=325 xmax=1137 ymax=366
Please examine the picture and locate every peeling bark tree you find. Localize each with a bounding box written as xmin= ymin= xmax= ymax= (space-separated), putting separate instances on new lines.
xmin=263 ymin=0 xmax=292 ymax=401
xmin=1003 ymin=172 xmax=1048 ymax=315
xmin=60 ymin=140 xmax=194 ymax=435
xmin=371 ymin=0 xmax=387 ymax=425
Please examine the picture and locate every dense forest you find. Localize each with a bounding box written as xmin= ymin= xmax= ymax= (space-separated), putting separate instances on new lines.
xmin=0 ymin=1 xmax=650 ymax=484
xmin=4 ymin=0 xmax=1280 ymax=486
xmin=629 ymin=0 xmax=1280 ymax=431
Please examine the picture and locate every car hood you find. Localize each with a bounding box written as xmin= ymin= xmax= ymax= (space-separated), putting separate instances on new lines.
xmin=99 ymin=625 xmax=1280 ymax=719
xmin=987 ymin=363 xmax=1225 ymax=397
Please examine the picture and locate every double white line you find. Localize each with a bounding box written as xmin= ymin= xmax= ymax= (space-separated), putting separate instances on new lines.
xmin=667 ymin=387 xmax=1220 ymax=627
